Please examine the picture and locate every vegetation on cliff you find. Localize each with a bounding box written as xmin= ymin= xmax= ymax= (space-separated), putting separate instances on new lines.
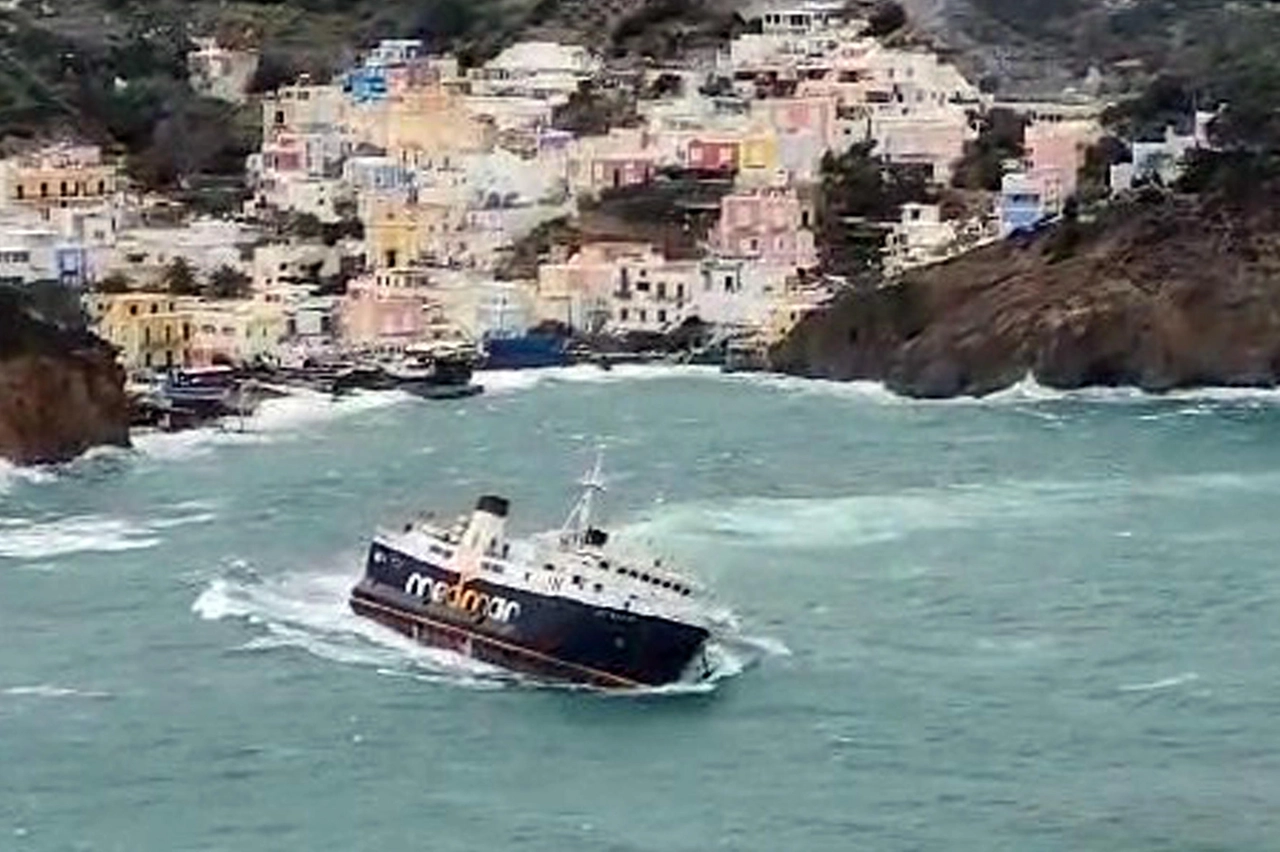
xmin=0 ymin=286 xmax=130 ymax=464
xmin=774 ymin=185 xmax=1280 ymax=397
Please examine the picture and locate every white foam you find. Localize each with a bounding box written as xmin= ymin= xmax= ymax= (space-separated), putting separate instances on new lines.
xmin=2 ymin=684 xmax=110 ymax=699
xmin=0 ymin=459 xmax=57 ymax=493
xmin=0 ymin=506 xmax=216 ymax=560
xmin=133 ymin=389 xmax=410 ymax=461
xmin=193 ymin=571 xmax=503 ymax=683
xmin=1119 ymin=672 xmax=1201 ymax=693
xmin=479 ymin=364 xmax=719 ymax=395
xmin=721 ymin=370 xmax=1280 ymax=407
xmin=0 ymin=515 xmax=161 ymax=559
xmin=621 ymin=470 xmax=1280 ymax=554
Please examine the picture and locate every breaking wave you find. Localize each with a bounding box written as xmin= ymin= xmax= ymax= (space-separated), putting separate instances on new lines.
xmin=620 ymin=470 xmax=1280 ymax=553
xmin=1119 ymin=672 xmax=1201 ymax=694
xmin=724 ymin=371 xmax=1280 ymax=407
xmin=479 ymin=364 xmax=719 ymax=395
xmin=1 ymin=684 xmax=111 ymax=700
xmin=134 ymin=389 xmax=410 ymax=461
xmin=192 ymin=561 xmax=774 ymax=695
xmin=0 ymin=504 xmax=217 ymax=560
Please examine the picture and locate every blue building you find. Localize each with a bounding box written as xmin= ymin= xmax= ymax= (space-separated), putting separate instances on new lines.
xmin=998 ymin=173 xmax=1050 ymax=237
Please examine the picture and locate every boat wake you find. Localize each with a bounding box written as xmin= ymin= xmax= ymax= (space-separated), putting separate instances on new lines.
xmin=191 ymin=561 xmax=774 ymax=695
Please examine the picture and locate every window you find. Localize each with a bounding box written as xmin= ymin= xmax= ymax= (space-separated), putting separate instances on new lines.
xmin=636 ymin=279 xmax=649 ymax=293
xmin=657 ymin=309 xmax=667 ymax=323
xmin=638 ymin=309 xmax=647 ymax=323
xmin=724 ymin=275 xmax=734 ymax=293
xmin=60 ymin=181 xmax=67 ymax=196
xmin=150 ymin=304 xmax=158 ymax=314
xmin=656 ymin=282 xmax=666 ymax=300
xmin=14 ymin=185 xmax=22 ymax=200
xmin=39 ymin=183 xmax=48 ymax=198
xmin=275 ymin=110 xmax=286 ymax=125
xmin=619 ymin=307 xmax=628 ymax=321
xmin=97 ymin=180 xmax=105 ymax=195
xmin=676 ymin=283 xmax=684 ymax=300
xmin=129 ymin=305 xmax=138 ymax=316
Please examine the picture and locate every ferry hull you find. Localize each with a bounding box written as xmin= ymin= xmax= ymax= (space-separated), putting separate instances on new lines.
xmin=349 ymin=543 xmax=709 ymax=688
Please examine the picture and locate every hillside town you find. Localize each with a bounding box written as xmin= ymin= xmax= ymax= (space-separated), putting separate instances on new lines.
xmin=0 ymin=0 xmax=1217 ymax=386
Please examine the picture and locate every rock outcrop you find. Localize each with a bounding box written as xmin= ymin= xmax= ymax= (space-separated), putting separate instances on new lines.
xmin=772 ymin=194 xmax=1280 ymax=398
xmin=0 ymin=289 xmax=130 ymax=465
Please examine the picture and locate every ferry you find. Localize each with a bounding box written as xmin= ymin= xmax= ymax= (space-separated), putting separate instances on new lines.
xmin=349 ymin=454 xmax=729 ymax=688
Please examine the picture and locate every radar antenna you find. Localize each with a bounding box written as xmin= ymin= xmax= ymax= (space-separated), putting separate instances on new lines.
xmin=560 ymin=446 xmax=606 ymax=547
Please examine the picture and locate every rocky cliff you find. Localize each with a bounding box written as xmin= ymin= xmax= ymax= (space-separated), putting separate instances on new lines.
xmin=772 ymin=193 xmax=1280 ymax=398
xmin=0 ymin=289 xmax=130 ymax=465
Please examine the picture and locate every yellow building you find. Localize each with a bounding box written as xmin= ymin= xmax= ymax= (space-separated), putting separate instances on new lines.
xmin=364 ymin=198 xmax=460 ymax=269
xmin=740 ymin=129 xmax=781 ymax=172
xmin=87 ymin=292 xmax=195 ymax=371
xmin=5 ymin=146 xmax=119 ymax=209
xmin=345 ymin=86 xmax=494 ymax=164
xmin=188 ymin=301 xmax=287 ymax=367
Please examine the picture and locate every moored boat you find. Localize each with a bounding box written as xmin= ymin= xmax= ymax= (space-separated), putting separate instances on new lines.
xmin=349 ymin=453 xmax=728 ymax=688
xmin=386 ymin=342 xmax=483 ymax=399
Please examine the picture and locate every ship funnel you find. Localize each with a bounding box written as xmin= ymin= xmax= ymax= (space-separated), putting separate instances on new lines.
xmin=459 ymin=494 xmax=509 ymax=559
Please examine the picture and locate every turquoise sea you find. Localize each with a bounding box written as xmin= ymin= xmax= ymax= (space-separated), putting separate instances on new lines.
xmin=2 ymin=366 xmax=1278 ymax=851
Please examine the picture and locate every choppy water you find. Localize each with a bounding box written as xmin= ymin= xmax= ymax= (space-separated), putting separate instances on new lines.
xmin=3 ymin=366 xmax=1280 ymax=851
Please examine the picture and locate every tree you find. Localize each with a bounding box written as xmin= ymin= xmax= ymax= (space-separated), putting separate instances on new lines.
xmin=816 ymin=142 xmax=933 ymax=282
xmin=164 ymin=257 xmax=199 ymax=296
xmin=206 ymin=265 xmax=252 ymax=300
xmin=284 ymin=211 xmax=325 ymax=241
xmin=866 ymin=2 xmax=908 ymax=38
xmin=96 ymin=271 xmax=133 ymax=294
xmin=952 ymin=108 xmax=1027 ymax=191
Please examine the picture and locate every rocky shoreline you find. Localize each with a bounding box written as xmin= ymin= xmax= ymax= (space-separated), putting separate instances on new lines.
xmin=0 ymin=291 xmax=130 ymax=466
xmin=771 ymin=194 xmax=1280 ymax=398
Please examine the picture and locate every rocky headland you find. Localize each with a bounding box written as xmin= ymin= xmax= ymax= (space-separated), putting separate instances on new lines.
xmin=772 ymin=191 xmax=1280 ymax=398
xmin=0 ymin=288 xmax=130 ymax=465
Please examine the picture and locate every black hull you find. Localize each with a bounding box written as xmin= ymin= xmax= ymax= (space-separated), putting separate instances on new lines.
xmin=349 ymin=542 xmax=709 ymax=688
xmin=401 ymin=382 xmax=483 ymax=400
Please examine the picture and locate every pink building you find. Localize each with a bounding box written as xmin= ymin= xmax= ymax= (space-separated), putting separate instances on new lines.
xmin=1024 ymin=120 xmax=1099 ymax=200
xmin=711 ymin=187 xmax=818 ymax=270
xmin=752 ymin=95 xmax=839 ymax=150
xmin=340 ymin=268 xmax=437 ymax=348
xmin=686 ymin=138 xmax=740 ymax=172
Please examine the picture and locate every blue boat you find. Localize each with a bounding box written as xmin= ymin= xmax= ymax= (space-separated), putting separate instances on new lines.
xmin=480 ymin=331 xmax=569 ymax=370
xmin=476 ymin=286 xmax=570 ymax=370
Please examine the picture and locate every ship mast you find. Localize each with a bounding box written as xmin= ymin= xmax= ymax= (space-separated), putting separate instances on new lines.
xmin=560 ymin=447 xmax=606 ymax=547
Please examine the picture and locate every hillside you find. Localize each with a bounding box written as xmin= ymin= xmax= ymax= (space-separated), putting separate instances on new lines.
xmin=772 ymin=184 xmax=1280 ymax=398
xmin=900 ymin=0 xmax=1280 ymax=98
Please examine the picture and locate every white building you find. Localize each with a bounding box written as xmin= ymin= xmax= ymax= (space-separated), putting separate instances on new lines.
xmin=883 ymin=203 xmax=957 ymax=276
xmin=0 ymin=226 xmax=89 ymax=287
xmin=101 ymin=219 xmax=259 ymax=283
xmin=187 ymin=37 xmax=260 ymax=105
xmin=470 ymin=42 xmax=601 ymax=101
